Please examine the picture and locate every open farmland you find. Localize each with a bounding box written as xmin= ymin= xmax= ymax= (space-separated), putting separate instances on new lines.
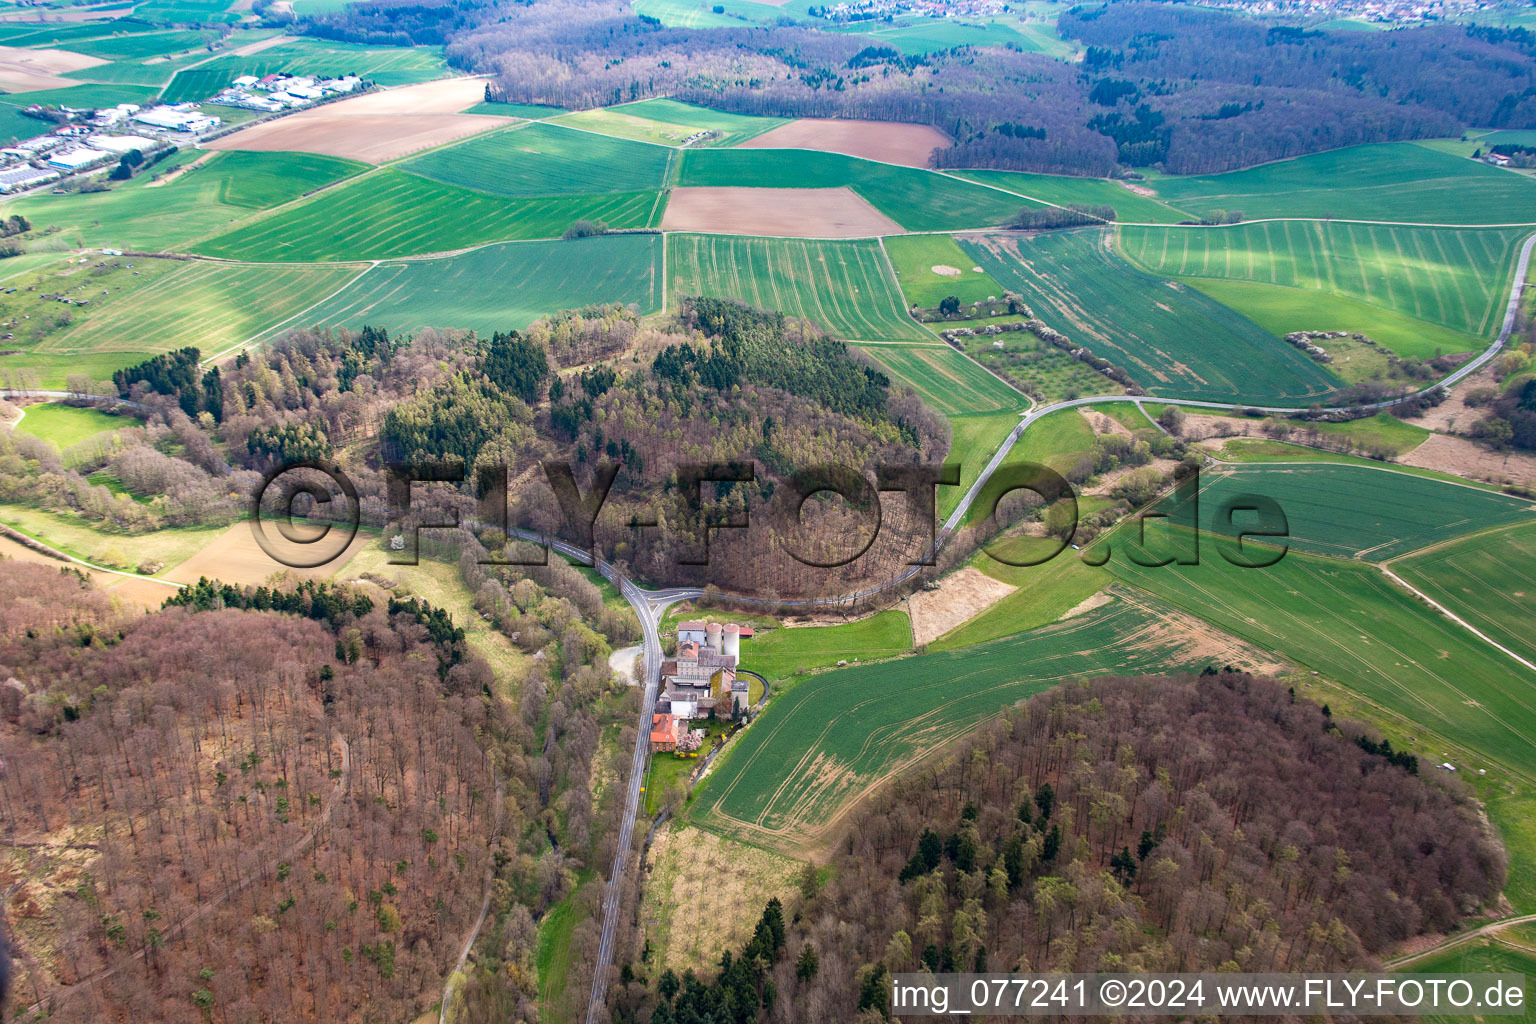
xmin=3 ymin=149 xmax=367 ymax=253
xmin=735 ymin=117 xmax=951 ymax=168
xmin=1119 ymin=222 xmax=1528 ymax=343
xmin=688 ymin=592 xmax=1268 ymax=851
xmin=0 ymin=42 xmax=103 ymax=90
xmin=882 ymin=234 xmax=1002 ymax=308
xmin=951 ymin=168 xmax=1193 ymax=224
xmin=1143 ymin=141 xmax=1536 ymax=224
xmin=1395 ymin=521 xmax=1536 ymax=670
xmin=13 ymin=257 xmax=362 ymax=383
xmin=961 ymin=325 xmax=1120 ymax=402
xmin=744 ymin=610 xmax=912 ymax=687
xmin=551 ymin=98 xmax=785 ymax=147
xmin=192 ymin=170 xmax=660 ymax=261
xmin=853 ymin=343 xmax=1020 ymax=416
xmin=210 ymin=112 xmax=510 ymax=164
xmin=191 ymin=37 xmax=452 ymax=86
xmin=1107 ymin=535 xmax=1536 ymax=776
xmin=964 ymin=230 xmax=1342 ymax=403
xmin=293 ymin=234 xmax=663 ymax=338
xmin=678 ymin=148 xmax=1029 ymax=231
xmin=1174 ymin=463 xmax=1536 ymax=562
xmin=660 ymin=187 xmax=901 ymax=238
xmin=63 ymin=30 xmax=209 ymax=61
xmin=401 ymin=121 xmax=673 ymax=197
xmin=667 ymin=233 xmax=931 ymax=341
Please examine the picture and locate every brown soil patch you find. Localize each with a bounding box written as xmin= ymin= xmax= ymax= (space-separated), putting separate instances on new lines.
xmin=1400 ymin=433 xmax=1536 ymax=488
xmin=642 ymin=824 xmax=801 ymax=976
xmin=1085 ymin=456 xmax=1180 ymax=497
xmin=736 ymin=117 xmax=951 ymax=168
xmin=931 ymin=264 xmax=961 ymax=276
xmin=1083 ymin=408 xmax=1132 ymax=437
xmin=210 ymin=78 xmax=504 ymax=162
xmin=661 ymin=185 xmax=902 ymax=238
xmin=1119 ymin=179 xmax=1156 ymax=197
xmin=1060 ymin=590 xmax=1112 ymax=620
xmin=0 ymin=45 xmax=105 ymax=92
xmin=907 ymin=566 xmax=1015 ymax=646
xmin=1115 ymin=588 xmax=1284 ymax=675
xmin=210 ymin=111 xmax=509 ymax=163
xmin=309 ymin=76 xmax=490 ymax=116
xmin=1403 ymin=365 xmax=1495 ymax=433
xmin=165 ymin=522 xmax=372 ymax=588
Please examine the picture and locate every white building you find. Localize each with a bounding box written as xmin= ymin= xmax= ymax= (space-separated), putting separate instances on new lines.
xmin=133 ymin=107 xmax=220 ymax=133
xmin=232 ymin=75 xmax=259 ymax=88
xmin=47 ymin=148 xmax=108 ymax=171
xmin=87 ymin=134 xmax=156 ymax=154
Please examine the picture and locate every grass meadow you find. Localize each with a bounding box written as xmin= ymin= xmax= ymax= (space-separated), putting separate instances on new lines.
xmin=1108 ymin=531 xmax=1536 ymax=777
xmin=667 ymin=233 xmax=931 ymax=341
xmin=13 ymin=403 xmax=142 ymax=450
xmin=854 ymin=343 xmax=1022 ymax=416
xmin=881 ymin=234 xmax=1003 ymax=308
xmin=1177 ymin=463 xmax=1535 ymax=562
xmin=5 ymin=149 xmax=367 ymax=253
xmin=192 ymin=170 xmax=660 ymax=261
xmin=688 ymin=594 xmax=1247 ymax=850
xmin=745 ymin=610 xmax=913 ymax=689
xmin=400 ymin=121 xmax=674 ymax=197
xmin=295 ymin=234 xmax=664 ymax=338
xmin=194 ymin=38 xmax=451 ymax=86
xmin=1118 ymin=222 xmax=1528 ymax=343
xmin=951 ymin=168 xmax=1194 ymax=224
xmin=1142 ymin=142 xmax=1536 ymax=224
xmin=550 ymin=98 xmax=786 ymax=147
xmin=678 ymin=148 xmax=1028 ymax=231
xmin=1395 ymin=521 xmax=1536 ymax=670
xmin=963 ymin=230 xmax=1342 ymax=404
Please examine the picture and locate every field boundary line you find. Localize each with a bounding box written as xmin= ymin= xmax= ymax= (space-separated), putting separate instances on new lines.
xmin=0 ymin=518 xmax=184 ymax=588
xmin=1380 ymin=562 xmax=1536 ymax=677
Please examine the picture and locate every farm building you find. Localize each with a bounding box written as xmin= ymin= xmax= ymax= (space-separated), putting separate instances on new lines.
xmin=47 ymin=148 xmax=107 ymax=171
xmin=664 ymin=621 xmax=755 ymax=720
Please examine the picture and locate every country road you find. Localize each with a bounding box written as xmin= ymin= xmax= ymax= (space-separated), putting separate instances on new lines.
xmin=5 ymin=228 xmax=1531 ymax=1024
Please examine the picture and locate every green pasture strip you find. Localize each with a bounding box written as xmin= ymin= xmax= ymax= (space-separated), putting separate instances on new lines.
xmin=1396 ymin=520 xmax=1536 ymax=671
xmin=399 ymin=121 xmax=673 ymax=198
xmin=950 ymin=168 xmax=1194 ymax=224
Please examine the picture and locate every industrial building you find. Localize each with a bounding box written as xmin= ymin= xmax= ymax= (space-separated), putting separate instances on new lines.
xmin=659 ymin=621 xmax=756 ymax=723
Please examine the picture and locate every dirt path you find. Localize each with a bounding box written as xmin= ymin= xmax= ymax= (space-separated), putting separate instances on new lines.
xmin=1386 ymin=913 xmax=1536 ymax=968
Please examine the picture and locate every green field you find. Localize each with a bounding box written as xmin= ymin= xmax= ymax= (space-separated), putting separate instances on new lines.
xmin=855 ymin=343 xmax=1022 ymax=416
xmin=881 ymin=234 xmax=1002 ymax=308
xmin=1108 ymin=535 xmax=1536 ymax=776
xmin=1396 ymin=521 xmax=1536 ymax=670
xmin=678 ymin=149 xmax=1029 ymax=232
xmin=688 ymin=594 xmax=1246 ymax=848
xmin=745 ymin=610 xmax=912 ymax=688
xmin=293 ymin=234 xmax=663 ymax=339
xmin=1143 ymin=142 xmax=1536 ymax=224
xmin=1178 ymin=463 xmax=1535 ymax=562
xmin=1119 ymin=222 xmax=1529 ymax=344
xmin=193 ymin=38 xmax=451 ymax=86
xmin=13 ymin=402 xmax=142 ymax=450
xmin=4 ymin=149 xmax=367 ymax=252
xmin=400 ymin=122 xmax=674 ymax=198
xmin=951 ymin=168 xmax=1194 ymax=224
xmin=550 ymin=98 xmax=785 ymax=148
xmin=192 ymin=170 xmax=661 ymax=261
xmin=963 ymin=230 xmax=1343 ymax=403
xmin=6 ymin=256 xmax=362 ymax=384
xmin=667 ymin=233 xmax=932 ymax=342
xmin=1402 ymin=940 xmax=1536 ymax=1023
xmin=64 ymin=29 xmax=209 ymax=60
xmin=159 ymin=67 xmax=234 ymax=103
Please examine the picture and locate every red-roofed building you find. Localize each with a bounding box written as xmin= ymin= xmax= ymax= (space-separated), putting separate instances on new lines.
xmin=650 ymin=712 xmax=679 ymax=753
